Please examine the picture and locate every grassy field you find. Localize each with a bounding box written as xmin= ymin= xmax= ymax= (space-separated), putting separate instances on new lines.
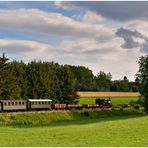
xmin=0 ymin=92 xmax=145 ymax=146
xmin=0 ymin=112 xmax=147 ymax=146
xmin=79 ymin=96 xmax=139 ymax=105
xmin=78 ymin=91 xmax=140 ymax=105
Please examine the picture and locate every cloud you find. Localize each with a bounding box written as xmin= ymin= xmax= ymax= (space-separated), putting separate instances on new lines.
xmin=140 ymin=39 xmax=148 ymax=53
xmin=0 ymin=39 xmax=53 ymax=58
xmin=55 ymin=1 xmax=148 ymax=21
xmin=0 ymin=8 xmax=121 ymax=63
xmin=0 ymin=8 xmax=113 ymax=41
xmin=0 ymin=6 xmax=146 ymax=81
xmin=116 ymin=28 xmax=145 ymax=49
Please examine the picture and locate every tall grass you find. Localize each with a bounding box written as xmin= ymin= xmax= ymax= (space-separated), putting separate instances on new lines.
xmin=0 ymin=109 xmax=144 ymax=126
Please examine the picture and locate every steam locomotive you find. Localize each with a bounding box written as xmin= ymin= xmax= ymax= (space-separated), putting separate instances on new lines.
xmin=0 ymin=97 xmax=112 ymax=112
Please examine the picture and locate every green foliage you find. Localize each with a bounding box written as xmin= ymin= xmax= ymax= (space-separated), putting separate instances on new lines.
xmin=68 ymin=65 xmax=96 ymax=91
xmin=129 ymin=97 xmax=144 ymax=110
xmin=9 ymin=61 xmax=28 ymax=99
xmin=0 ymin=109 xmax=144 ymax=126
xmin=68 ymin=66 xmax=133 ymax=92
xmin=137 ymin=96 xmax=145 ymax=106
xmin=95 ymin=71 xmax=112 ymax=91
xmin=0 ymin=53 xmax=21 ymax=99
xmin=0 ymin=53 xmax=140 ymax=102
xmin=131 ymin=85 xmax=139 ymax=92
xmin=0 ymin=54 xmax=78 ymax=103
xmin=111 ymin=77 xmax=129 ymax=92
xmin=137 ymin=55 xmax=148 ymax=112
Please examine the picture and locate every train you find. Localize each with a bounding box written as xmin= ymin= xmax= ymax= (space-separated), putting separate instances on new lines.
xmin=0 ymin=97 xmax=112 ymax=112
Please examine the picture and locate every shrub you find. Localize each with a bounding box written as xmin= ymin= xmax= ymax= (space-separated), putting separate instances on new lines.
xmin=122 ymin=104 xmax=129 ymax=108
xmin=137 ymin=96 xmax=144 ymax=106
xmin=134 ymin=105 xmax=140 ymax=110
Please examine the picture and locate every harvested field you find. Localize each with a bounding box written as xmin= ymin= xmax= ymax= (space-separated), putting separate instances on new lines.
xmin=78 ymin=92 xmax=140 ymax=97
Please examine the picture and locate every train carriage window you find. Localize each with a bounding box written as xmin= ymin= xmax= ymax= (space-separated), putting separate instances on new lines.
xmin=8 ymin=102 xmax=11 ymax=106
xmin=15 ymin=102 xmax=17 ymax=105
xmin=4 ymin=102 xmax=7 ymax=106
xmin=22 ymin=102 xmax=25 ymax=105
xmin=12 ymin=102 xmax=14 ymax=105
xmin=19 ymin=102 xmax=21 ymax=105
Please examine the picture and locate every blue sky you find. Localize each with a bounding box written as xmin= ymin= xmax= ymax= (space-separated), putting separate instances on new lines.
xmin=0 ymin=1 xmax=148 ymax=81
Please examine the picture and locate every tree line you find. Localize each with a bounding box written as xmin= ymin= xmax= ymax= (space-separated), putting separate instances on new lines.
xmin=0 ymin=53 xmax=139 ymax=103
xmin=68 ymin=66 xmax=139 ymax=92
xmin=0 ymin=53 xmax=78 ymax=103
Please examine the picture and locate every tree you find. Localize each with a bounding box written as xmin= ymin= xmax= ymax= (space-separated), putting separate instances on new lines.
xmin=137 ymin=55 xmax=148 ymax=112
xmin=10 ymin=61 xmax=28 ymax=99
xmin=55 ymin=65 xmax=79 ymax=104
xmin=25 ymin=61 xmax=79 ymax=104
xmin=0 ymin=53 xmax=21 ymax=99
xmin=95 ymin=71 xmax=112 ymax=91
xmin=68 ymin=65 xmax=96 ymax=91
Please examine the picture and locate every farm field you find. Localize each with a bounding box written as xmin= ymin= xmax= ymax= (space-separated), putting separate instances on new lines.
xmin=78 ymin=91 xmax=139 ymax=105
xmin=78 ymin=91 xmax=140 ymax=97
xmin=0 ymin=114 xmax=148 ymax=146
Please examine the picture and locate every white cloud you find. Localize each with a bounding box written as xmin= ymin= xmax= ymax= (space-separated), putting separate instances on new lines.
xmin=0 ymin=39 xmax=54 ymax=58
xmin=80 ymin=11 xmax=105 ymax=24
xmin=0 ymin=8 xmax=145 ymax=81
xmin=0 ymin=8 xmax=113 ymax=41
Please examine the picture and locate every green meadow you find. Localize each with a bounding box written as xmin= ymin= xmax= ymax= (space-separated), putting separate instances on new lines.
xmin=79 ymin=96 xmax=139 ymax=105
xmin=0 ymin=113 xmax=148 ymax=146
xmin=0 ymin=95 xmax=147 ymax=147
xmin=0 ymin=109 xmax=148 ymax=147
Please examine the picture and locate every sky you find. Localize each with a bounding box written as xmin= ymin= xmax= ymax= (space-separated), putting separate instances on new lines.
xmin=0 ymin=1 xmax=148 ymax=81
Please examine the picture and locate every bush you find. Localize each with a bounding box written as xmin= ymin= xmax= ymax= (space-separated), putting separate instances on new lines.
xmin=134 ymin=105 xmax=140 ymax=110
xmin=80 ymin=111 xmax=89 ymax=117
xmin=122 ymin=104 xmax=129 ymax=108
xmin=119 ymin=107 xmax=123 ymax=111
xmin=137 ymin=96 xmax=144 ymax=106
xmin=129 ymin=100 xmax=136 ymax=106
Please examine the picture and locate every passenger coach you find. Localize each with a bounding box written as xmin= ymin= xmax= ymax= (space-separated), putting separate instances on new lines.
xmin=0 ymin=99 xmax=52 ymax=112
xmin=27 ymin=99 xmax=52 ymax=110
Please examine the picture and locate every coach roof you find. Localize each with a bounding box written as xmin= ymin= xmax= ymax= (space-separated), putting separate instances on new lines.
xmin=28 ymin=99 xmax=52 ymax=102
